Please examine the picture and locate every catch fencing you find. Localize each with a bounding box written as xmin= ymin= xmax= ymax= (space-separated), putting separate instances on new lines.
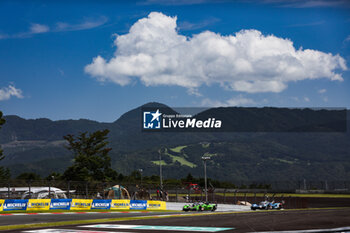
xmin=0 ymin=179 xmax=350 ymax=209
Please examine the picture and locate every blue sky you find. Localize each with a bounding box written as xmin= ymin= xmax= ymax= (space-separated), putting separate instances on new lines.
xmin=0 ymin=0 xmax=349 ymax=122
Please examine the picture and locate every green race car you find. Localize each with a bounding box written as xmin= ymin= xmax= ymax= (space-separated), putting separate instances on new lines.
xmin=183 ymin=202 xmax=217 ymax=211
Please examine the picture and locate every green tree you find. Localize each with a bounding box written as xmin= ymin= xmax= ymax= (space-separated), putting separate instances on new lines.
xmin=45 ymin=172 xmax=62 ymax=181
xmin=63 ymin=129 xmax=118 ymax=181
xmin=185 ymin=173 xmax=194 ymax=182
xmin=16 ymin=172 xmax=41 ymax=180
xmin=0 ymin=111 xmax=10 ymax=180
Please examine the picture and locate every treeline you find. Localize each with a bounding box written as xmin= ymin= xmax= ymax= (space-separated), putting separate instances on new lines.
xmin=7 ymin=171 xmax=271 ymax=190
xmin=0 ymin=119 xmax=255 ymax=188
xmin=0 ymin=112 xmax=10 ymax=180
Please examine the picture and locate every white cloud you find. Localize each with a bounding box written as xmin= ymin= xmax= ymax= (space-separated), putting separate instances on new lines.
xmin=287 ymin=20 xmax=325 ymax=27
xmin=0 ymin=34 xmax=9 ymax=39
xmin=344 ymin=35 xmax=350 ymax=43
xmin=318 ymin=88 xmax=327 ymax=94
xmin=226 ymin=96 xmax=256 ymax=106
xmin=178 ymin=17 xmax=220 ymax=31
xmin=55 ymin=16 xmax=108 ymax=32
xmin=14 ymin=23 xmax=50 ymax=38
xmin=85 ymin=12 xmax=347 ymax=94
xmin=304 ymin=97 xmax=310 ymax=102
xmin=0 ymin=17 xmax=107 ymax=40
xmin=291 ymin=96 xmax=299 ymax=102
xmin=201 ymin=95 xmax=255 ymax=107
xmin=30 ymin=23 xmax=50 ymax=34
xmin=0 ymin=85 xmax=23 ymax=101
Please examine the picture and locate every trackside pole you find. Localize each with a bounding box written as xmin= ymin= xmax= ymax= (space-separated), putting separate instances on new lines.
xmin=202 ymin=156 xmax=210 ymax=202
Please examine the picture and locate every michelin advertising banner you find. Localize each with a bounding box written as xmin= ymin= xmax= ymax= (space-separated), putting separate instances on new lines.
xmin=0 ymin=199 xmax=4 ymax=211
xmin=110 ymin=199 xmax=130 ymax=210
xmin=0 ymin=199 xmax=165 ymax=212
xmin=70 ymin=199 xmax=93 ymax=211
xmin=91 ymin=199 xmax=111 ymax=210
xmin=130 ymin=200 xmax=147 ymax=210
xmin=49 ymin=199 xmax=72 ymax=210
xmin=27 ymin=199 xmax=51 ymax=211
xmin=147 ymin=200 xmax=166 ymax=210
xmin=2 ymin=199 xmax=28 ymax=211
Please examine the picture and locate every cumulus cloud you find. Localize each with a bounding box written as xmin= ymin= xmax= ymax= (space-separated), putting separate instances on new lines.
xmin=201 ymin=95 xmax=255 ymax=107
xmin=318 ymin=88 xmax=327 ymax=94
xmin=0 ymin=85 xmax=23 ymax=101
xmin=85 ymin=12 xmax=347 ymax=94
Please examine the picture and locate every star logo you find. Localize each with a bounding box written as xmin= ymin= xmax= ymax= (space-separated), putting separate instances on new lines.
xmin=143 ymin=109 xmax=162 ymax=129
xmin=151 ymin=109 xmax=161 ymax=122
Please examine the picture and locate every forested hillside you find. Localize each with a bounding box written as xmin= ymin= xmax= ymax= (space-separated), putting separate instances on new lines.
xmin=0 ymin=103 xmax=349 ymax=181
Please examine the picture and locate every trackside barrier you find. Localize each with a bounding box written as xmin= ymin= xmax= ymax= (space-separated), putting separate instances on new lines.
xmin=70 ymin=199 xmax=93 ymax=211
xmin=110 ymin=199 xmax=130 ymax=210
xmin=27 ymin=199 xmax=50 ymax=211
xmin=50 ymin=199 xmax=71 ymax=210
xmin=91 ymin=199 xmax=111 ymax=210
xmin=130 ymin=200 xmax=147 ymax=210
xmin=0 ymin=199 xmax=166 ymax=212
xmin=147 ymin=200 xmax=167 ymax=210
xmin=0 ymin=199 xmax=4 ymax=211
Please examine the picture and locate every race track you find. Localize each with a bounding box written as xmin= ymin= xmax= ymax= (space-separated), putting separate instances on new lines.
xmin=0 ymin=211 xmax=177 ymax=226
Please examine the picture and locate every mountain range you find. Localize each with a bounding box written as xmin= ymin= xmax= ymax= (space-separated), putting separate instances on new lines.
xmin=0 ymin=102 xmax=349 ymax=182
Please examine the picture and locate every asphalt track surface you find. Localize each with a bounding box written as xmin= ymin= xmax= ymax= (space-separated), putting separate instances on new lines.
xmin=1 ymin=208 xmax=350 ymax=233
xmin=0 ymin=211 xmax=175 ymax=226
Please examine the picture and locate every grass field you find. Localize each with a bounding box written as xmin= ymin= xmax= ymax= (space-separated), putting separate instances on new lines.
xmin=167 ymin=154 xmax=197 ymax=168
xmin=151 ymin=160 xmax=167 ymax=165
xmin=169 ymin=145 xmax=188 ymax=153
